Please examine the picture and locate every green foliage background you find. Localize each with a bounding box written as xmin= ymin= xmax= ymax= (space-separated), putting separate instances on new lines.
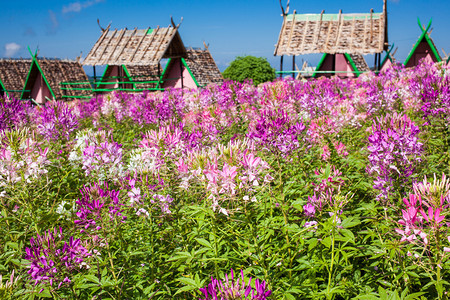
xmin=222 ymin=55 xmax=276 ymax=85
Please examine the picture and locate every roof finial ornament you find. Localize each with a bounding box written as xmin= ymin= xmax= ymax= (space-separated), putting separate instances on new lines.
xmin=97 ymin=19 xmax=111 ymax=32
xmin=170 ymin=16 xmax=183 ymax=29
xmin=203 ymin=41 xmax=209 ymax=50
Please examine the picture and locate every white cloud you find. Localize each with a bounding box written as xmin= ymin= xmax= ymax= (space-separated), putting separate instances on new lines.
xmin=5 ymin=43 xmax=21 ymax=57
xmin=62 ymin=0 xmax=104 ymax=14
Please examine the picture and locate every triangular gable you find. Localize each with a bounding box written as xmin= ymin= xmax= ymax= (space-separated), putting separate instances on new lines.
xmin=313 ymin=53 xmax=366 ymax=78
xmin=21 ymin=56 xmax=55 ymax=101
xmin=183 ymin=48 xmax=223 ymax=87
xmin=160 ymin=57 xmax=198 ymax=89
xmin=404 ymin=19 xmax=442 ymax=68
xmin=22 ymin=56 xmax=91 ymax=101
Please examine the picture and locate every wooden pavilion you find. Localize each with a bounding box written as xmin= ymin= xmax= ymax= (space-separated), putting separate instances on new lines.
xmin=0 ymin=59 xmax=31 ymax=99
xmin=21 ymin=55 xmax=91 ymax=104
xmin=160 ymin=47 xmax=223 ymax=89
xmin=274 ymin=0 xmax=389 ymax=78
xmin=403 ymin=19 xmax=442 ymax=68
xmin=81 ymin=19 xmax=187 ymax=93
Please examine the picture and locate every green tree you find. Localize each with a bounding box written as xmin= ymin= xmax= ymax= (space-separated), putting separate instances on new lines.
xmin=222 ymin=55 xmax=276 ymax=85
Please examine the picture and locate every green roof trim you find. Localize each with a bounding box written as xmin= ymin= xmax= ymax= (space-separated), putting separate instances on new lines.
xmin=447 ymin=56 xmax=450 ymax=64
xmin=312 ymin=53 xmax=328 ymax=77
xmin=21 ymin=55 xmax=56 ymax=100
xmin=344 ymin=53 xmax=361 ymax=77
xmin=286 ymin=12 xmax=382 ymax=22
xmin=181 ymin=58 xmax=201 ymax=88
xmin=158 ymin=58 xmax=172 ymax=89
xmin=403 ymin=18 xmax=441 ymax=66
xmin=147 ymin=28 xmax=154 ymax=35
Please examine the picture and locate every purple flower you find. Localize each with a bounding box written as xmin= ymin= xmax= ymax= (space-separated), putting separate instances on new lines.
xmin=367 ymin=113 xmax=423 ymax=201
xmin=24 ymin=227 xmax=90 ymax=289
xmin=303 ymin=202 xmax=316 ymax=217
xmin=37 ymin=101 xmax=78 ymax=141
xmin=199 ymin=269 xmax=271 ymax=300
xmin=74 ymin=183 xmax=126 ymax=232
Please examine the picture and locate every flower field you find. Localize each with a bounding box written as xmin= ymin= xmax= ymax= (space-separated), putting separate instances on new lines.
xmin=1 ymin=61 xmax=450 ymax=299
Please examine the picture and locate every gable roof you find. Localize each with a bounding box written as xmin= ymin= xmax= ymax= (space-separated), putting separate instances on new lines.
xmin=403 ymin=19 xmax=442 ymax=67
xmin=83 ymin=25 xmax=187 ymax=66
xmin=183 ymin=48 xmax=223 ymax=87
xmin=313 ymin=53 xmax=369 ymax=77
xmin=22 ymin=57 xmax=91 ymax=100
xmin=0 ymin=59 xmax=31 ymax=99
xmin=274 ymin=10 xmax=387 ymax=56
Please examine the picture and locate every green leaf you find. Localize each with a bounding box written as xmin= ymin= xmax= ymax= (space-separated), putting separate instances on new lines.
xmin=195 ymin=238 xmax=212 ymax=249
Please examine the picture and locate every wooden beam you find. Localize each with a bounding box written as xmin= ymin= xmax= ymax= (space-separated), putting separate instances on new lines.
xmin=129 ymin=27 xmax=152 ymax=63
xmin=313 ymin=10 xmax=325 ymax=50
xmin=286 ymin=10 xmax=297 ymax=53
xmin=280 ymin=55 xmax=284 ymax=78
xmin=363 ymin=16 xmax=368 ymax=54
xmin=114 ymin=28 xmax=137 ymax=64
xmin=151 ymin=27 xmax=173 ymax=62
xmin=274 ymin=15 xmax=288 ymax=56
xmin=88 ymin=27 xmax=111 ymax=63
xmin=97 ymin=29 xmax=117 ymax=65
xmin=334 ymin=10 xmax=343 ymax=51
xmin=323 ymin=18 xmax=334 ymax=53
xmin=370 ymin=9 xmax=374 ymax=44
xmin=299 ymin=14 xmax=310 ymax=54
xmin=349 ymin=16 xmax=356 ymax=53
xmin=105 ymin=28 xmax=127 ymax=64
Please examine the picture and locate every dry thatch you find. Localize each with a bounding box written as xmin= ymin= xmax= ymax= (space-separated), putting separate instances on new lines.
xmin=83 ymin=26 xmax=187 ymax=66
xmin=184 ymin=48 xmax=223 ymax=86
xmin=0 ymin=59 xmax=31 ymax=99
xmin=22 ymin=58 xmax=91 ymax=100
xmin=348 ymin=54 xmax=370 ymax=72
xmin=274 ymin=11 xmax=387 ymax=56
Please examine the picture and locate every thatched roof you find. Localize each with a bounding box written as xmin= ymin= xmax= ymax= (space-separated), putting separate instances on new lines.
xmin=184 ymin=48 xmax=223 ymax=86
xmin=0 ymin=59 xmax=31 ymax=99
xmin=83 ymin=25 xmax=187 ymax=66
xmin=22 ymin=58 xmax=91 ymax=100
xmin=274 ymin=10 xmax=387 ymax=56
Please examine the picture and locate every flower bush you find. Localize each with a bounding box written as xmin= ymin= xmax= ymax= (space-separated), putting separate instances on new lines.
xmin=0 ymin=60 xmax=449 ymax=299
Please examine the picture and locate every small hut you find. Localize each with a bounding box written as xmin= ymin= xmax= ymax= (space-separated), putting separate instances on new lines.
xmin=403 ymin=19 xmax=441 ymax=68
xmin=96 ymin=64 xmax=161 ymax=94
xmin=160 ymin=47 xmax=223 ymax=89
xmin=274 ymin=1 xmax=388 ymax=77
xmin=21 ymin=56 xmax=91 ymax=104
xmin=82 ymin=19 xmax=187 ymax=93
xmin=312 ymin=53 xmax=369 ymax=78
xmin=0 ymin=59 xmax=31 ymax=99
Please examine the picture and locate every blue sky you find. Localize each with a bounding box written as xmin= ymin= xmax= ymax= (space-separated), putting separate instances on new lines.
xmin=1 ymin=0 xmax=449 ymax=74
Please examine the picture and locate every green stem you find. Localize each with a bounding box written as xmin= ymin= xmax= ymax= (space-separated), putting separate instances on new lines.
xmin=327 ymin=217 xmax=336 ymax=300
